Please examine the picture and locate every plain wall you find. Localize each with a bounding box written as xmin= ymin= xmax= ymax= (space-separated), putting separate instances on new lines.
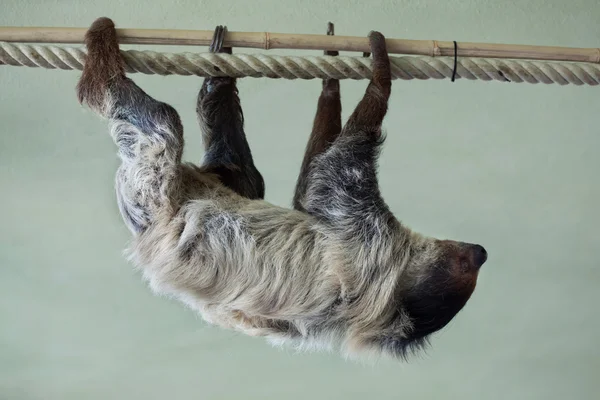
xmin=1 ymin=1 xmax=599 ymax=399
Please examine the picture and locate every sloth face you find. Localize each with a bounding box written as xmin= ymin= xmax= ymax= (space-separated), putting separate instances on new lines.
xmin=380 ymin=239 xmax=488 ymax=356
xmin=406 ymin=240 xmax=486 ymax=339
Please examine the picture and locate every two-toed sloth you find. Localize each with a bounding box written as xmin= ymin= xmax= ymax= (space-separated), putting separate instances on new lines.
xmin=76 ymin=17 xmax=488 ymax=359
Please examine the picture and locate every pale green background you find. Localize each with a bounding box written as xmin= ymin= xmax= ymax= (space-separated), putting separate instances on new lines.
xmin=1 ymin=1 xmax=599 ymax=399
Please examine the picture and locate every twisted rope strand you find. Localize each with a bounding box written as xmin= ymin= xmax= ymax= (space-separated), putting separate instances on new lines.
xmin=2 ymin=41 xmax=599 ymax=86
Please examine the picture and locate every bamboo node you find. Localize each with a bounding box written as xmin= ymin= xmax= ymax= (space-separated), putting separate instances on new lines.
xmin=264 ymin=32 xmax=271 ymax=50
xmin=432 ymin=40 xmax=441 ymax=57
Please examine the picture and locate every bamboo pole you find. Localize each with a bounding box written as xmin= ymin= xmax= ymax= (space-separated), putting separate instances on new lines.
xmin=1 ymin=26 xmax=599 ymax=64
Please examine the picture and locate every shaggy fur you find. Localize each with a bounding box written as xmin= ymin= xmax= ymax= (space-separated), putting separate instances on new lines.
xmin=76 ymin=17 xmax=488 ymax=360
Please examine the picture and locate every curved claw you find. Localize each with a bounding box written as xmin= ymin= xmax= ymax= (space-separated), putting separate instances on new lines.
xmin=327 ymin=22 xmax=334 ymax=36
xmin=325 ymin=22 xmax=338 ymax=57
xmin=209 ymin=25 xmax=231 ymax=54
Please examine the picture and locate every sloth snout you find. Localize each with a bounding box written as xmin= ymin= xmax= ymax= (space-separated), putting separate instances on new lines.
xmin=469 ymin=244 xmax=488 ymax=269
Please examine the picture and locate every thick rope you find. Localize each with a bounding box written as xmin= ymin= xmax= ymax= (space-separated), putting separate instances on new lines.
xmin=2 ymin=41 xmax=600 ymax=86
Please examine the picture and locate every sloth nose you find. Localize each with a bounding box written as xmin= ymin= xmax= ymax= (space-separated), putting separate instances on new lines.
xmin=469 ymin=244 xmax=488 ymax=269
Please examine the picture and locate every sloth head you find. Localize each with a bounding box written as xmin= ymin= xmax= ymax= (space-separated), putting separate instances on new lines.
xmin=373 ymin=238 xmax=488 ymax=358
xmin=406 ymin=239 xmax=486 ymax=335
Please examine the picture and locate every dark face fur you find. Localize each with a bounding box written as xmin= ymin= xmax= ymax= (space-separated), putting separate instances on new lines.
xmin=401 ymin=241 xmax=487 ymax=348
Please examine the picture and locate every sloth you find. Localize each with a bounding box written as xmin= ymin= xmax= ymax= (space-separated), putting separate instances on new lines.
xmin=76 ymin=17 xmax=488 ymax=359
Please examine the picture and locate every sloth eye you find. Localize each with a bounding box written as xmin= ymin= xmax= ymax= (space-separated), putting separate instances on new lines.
xmin=456 ymin=257 xmax=469 ymax=271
